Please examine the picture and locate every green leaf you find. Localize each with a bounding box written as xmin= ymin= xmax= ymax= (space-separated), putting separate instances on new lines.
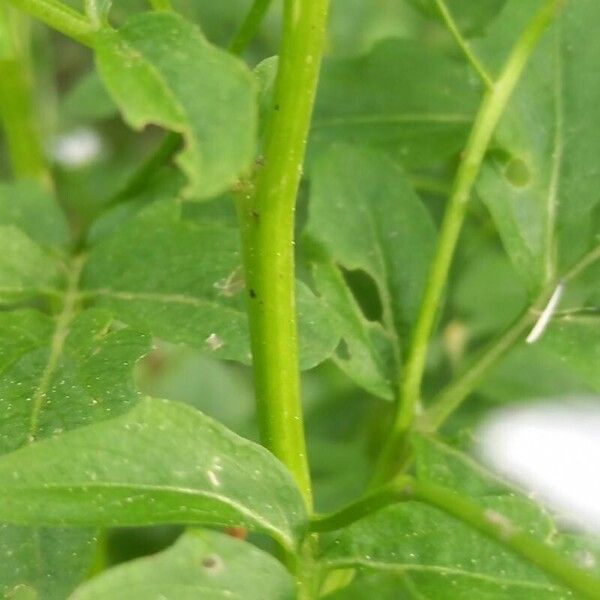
xmin=0 ymin=398 xmax=307 ymax=551
xmin=0 ymin=306 xmax=149 ymax=599
xmin=477 ymin=0 xmax=600 ymax=291
xmin=408 ymin=0 xmax=507 ymax=35
xmin=321 ymin=436 xmax=566 ymax=599
xmin=82 ymin=201 xmax=338 ymax=370
xmin=94 ymin=12 xmax=257 ymax=199
xmin=452 ymin=247 xmax=528 ymax=337
xmin=539 ymin=319 xmax=600 ymax=392
xmin=0 ymin=181 xmax=69 ymax=248
xmin=0 ymin=525 xmax=96 ymax=600
xmin=321 ymin=500 xmax=564 ymax=599
xmin=311 ymin=262 xmax=394 ymax=400
xmin=412 ymin=433 xmax=511 ymax=496
xmin=62 ymin=71 xmax=117 ymax=122
xmin=477 ymin=344 xmax=592 ymax=405
xmin=0 ymin=227 xmax=60 ymax=302
xmin=305 ymin=144 xmax=436 ymax=392
xmin=0 ymin=182 xmax=68 ymax=303
xmin=325 ymin=570 xmax=413 ymax=599
xmin=312 ymin=39 xmax=480 ymax=168
xmin=70 ymin=529 xmax=295 ymax=600
xmin=0 ymin=308 xmax=150 ymax=453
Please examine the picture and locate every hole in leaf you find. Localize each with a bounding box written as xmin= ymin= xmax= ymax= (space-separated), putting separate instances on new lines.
xmin=504 ymin=157 xmax=531 ymax=187
xmin=341 ymin=268 xmax=383 ymax=323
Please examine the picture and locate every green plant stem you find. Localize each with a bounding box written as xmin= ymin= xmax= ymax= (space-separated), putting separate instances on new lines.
xmin=418 ymin=241 xmax=600 ymax=431
xmin=236 ymin=0 xmax=330 ymax=509
xmin=372 ymin=0 xmax=563 ymax=486
xmin=6 ymin=0 xmax=96 ymax=46
xmin=414 ymin=480 xmax=600 ymax=600
xmin=311 ymin=476 xmax=414 ymax=533
xmin=312 ymin=476 xmax=600 ymax=600
xmin=418 ymin=292 xmax=547 ymax=431
xmin=228 ymin=0 xmax=272 ymax=55
xmin=0 ymin=6 xmax=51 ymax=187
xmin=434 ymin=0 xmax=493 ymax=89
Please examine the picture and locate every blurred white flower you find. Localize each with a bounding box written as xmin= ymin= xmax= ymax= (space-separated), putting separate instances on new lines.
xmin=51 ymin=127 xmax=103 ymax=168
xmin=478 ymin=399 xmax=600 ymax=533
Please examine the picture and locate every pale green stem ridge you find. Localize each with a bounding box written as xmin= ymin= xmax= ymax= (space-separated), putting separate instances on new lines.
xmin=434 ymin=0 xmax=493 ymax=89
xmin=313 ymin=476 xmax=600 ymax=600
xmin=237 ymin=0 xmax=331 ymax=510
xmin=0 ymin=6 xmax=51 ymax=186
xmin=228 ymin=0 xmax=272 ymax=55
xmin=372 ymin=0 xmax=563 ymax=485
xmin=5 ymin=0 xmax=96 ymax=46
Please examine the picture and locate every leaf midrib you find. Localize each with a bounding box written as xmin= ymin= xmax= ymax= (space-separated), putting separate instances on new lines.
xmin=0 ymin=480 xmax=293 ymax=550
xmin=323 ymin=558 xmax=560 ymax=591
xmin=27 ymin=256 xmax=85 ymax=443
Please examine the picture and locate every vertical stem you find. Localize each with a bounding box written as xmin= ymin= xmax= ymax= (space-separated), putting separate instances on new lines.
xmin=237 ymin=0 xmax=331 ymax=509
xmin=228 ymin=0 xmax=273 ymax=55
xmin=0 ymin=6 xmax=51 ymax=186
xmin=371 ymin=0 xmax=563 ymax=486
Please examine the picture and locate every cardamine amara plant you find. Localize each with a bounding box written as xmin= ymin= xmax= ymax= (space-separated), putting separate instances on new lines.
xmin=1 ymin=0 xmax=600 ymax=598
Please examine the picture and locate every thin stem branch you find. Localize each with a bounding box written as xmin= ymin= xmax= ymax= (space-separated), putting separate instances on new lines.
xmin=413 ymin=479 xmax=600 ymax=600
xmin=311 ymin=476 xmax=414 ymax=533
xmin=313 ymin=476 xmax=600 ymax=600
xmin=563 ymin=242 xmax=600 ymax=283
xmin=228 ymin=0 xmax=272 ymax=55
xmin=418 ymin=295 xmax=545 ymax=432
xmin=371 ymin=0 xmax=563 ymax=486
xmin=434 ymin=0 xmax=493 ymax=89
xmin=418 ymin=241 xmax=600 ymax=432
xmin=0 ymin=6 xmax=51 ymax=187
xmin=236 ymin=0 xmax=331 ymax=509
xmin=5 ymin=0 xmax=96 ymax=46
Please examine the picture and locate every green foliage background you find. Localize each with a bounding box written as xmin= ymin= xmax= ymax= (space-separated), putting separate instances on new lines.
xmin=0 ymin=0 xmax=599 ymax=598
